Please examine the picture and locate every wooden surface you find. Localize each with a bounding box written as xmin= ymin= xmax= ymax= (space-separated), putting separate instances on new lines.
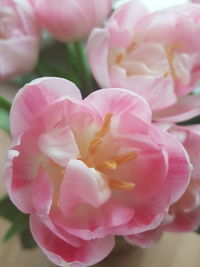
xmin=1 ymin=83 xmax=200 ymax=267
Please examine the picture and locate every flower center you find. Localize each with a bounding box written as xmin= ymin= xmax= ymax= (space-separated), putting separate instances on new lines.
xmin=165 ymin=42 xmax=182 ymax=78
xmin=113 ymin=41 xmax=183 ymax=80
xmin=79 ymin=113 xmax=136 ymax=191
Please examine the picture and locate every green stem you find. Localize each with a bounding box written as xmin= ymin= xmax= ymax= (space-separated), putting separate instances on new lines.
xmin=0 ymin=96 xmax=11 ymax=112
xmin=0 ymin=96 xmax=11 ymax=134
xmin=74 ymin=41 xmax=93 ymax=96
xmin=64 ymin=43 xmax=81 ymax=87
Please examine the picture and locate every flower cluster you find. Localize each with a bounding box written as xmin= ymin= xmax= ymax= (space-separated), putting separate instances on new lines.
xmin=2 ymin=0 xmax=200 ymax=267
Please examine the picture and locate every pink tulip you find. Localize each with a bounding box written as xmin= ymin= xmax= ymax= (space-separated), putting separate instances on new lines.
xmin=5 ymin=77 xmax=190 ymax=265
xmin=88 ymin=1 xmax=200 ymax=121
xmin=165 ymin=125 xmax=200 ymax=232
xmin=0 ymin=0 xmax=40 ymax=79
xmin=127 ymin=124 xmax=200 ymax=248
xmin=31 ymin=0 xmax=113 ymax=42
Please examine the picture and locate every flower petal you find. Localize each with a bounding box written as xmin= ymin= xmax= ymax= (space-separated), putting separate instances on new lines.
xmin=59 ymin=160 xmax=111 ymax=215
xmin=10 ymin=77 xmax=82 ymax=138
xmin=154 ymin=95 xmax=200 ymax=122
xmin=87 ymin=28 xmax=110 ymax=87
xmin=38 ymin=126 xmax=79 ymax=167
xmin=85 ymin=88 xmax=152 ymax=124
xmin=30 ymin=214 xmax=115 ymax=267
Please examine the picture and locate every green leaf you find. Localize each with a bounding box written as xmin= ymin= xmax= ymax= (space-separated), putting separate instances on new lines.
xmin=3 ymin=213 xmax=29 ymax=242
xmin=12 ymin=73 xmax=38 ymax=87
xmin=0 ymin=96 xmax=11 ymax=111
xmin=73 ymin=41 xmax=93 ymax=96
xmin=19 ymin=228 xmax=37 ymax=249
xmin=178 ymin=115 xmax=200 ymax=126
xmin=0 ymin=96 xmax=11 ymax=134
xmin=36 ymin=60 xmax=67 ymax=78
xmin=0 ymin=195 xmax=37 ymax=249
xmin=65 ymin=43 xmax=79 ymax=72
xmin=0 ymin=196 xmax=20 ymax=221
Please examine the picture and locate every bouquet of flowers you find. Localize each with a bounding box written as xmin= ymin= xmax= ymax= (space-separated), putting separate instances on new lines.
xmin=1 ymin=0 xmax=200 ymax=266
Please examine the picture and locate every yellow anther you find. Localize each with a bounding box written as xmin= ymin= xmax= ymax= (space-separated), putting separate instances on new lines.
xmin=95 ymin=113 xmax=113 ymax=138
xmin=111 ymin=151 xmax=137 ymax=165
xmin=127 ymin=42 xmax=137 ymax=54
xmin=105 ymin=160 xmax=118 ymax=170
xmin=163 ymin=71 xmax=172 ymax=78
xmin=87 ymin=113 xmax=113 ymax=156
xmin=109 ymin=179 xmax=135 ymax=191
xmin=166 ymin=43 xmax=181 ymax=63
xmin=116 ymin=54 xmax=124 ymax=64
xmin=89 ymin=137 xmax=102 ymax=155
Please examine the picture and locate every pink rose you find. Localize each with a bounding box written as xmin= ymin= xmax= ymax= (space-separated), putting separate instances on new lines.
xmin=31 ymin=0 xmax=113 ymax=42
xmin=5 ymin=77 xmax=190 ymax=265
xmin=88 ymin=1 xmax=200 ymax=121
xmin=0 ymin=0 xmax=40 ymax=79
xmin=127 ymin=124 xmax=200 ymax=248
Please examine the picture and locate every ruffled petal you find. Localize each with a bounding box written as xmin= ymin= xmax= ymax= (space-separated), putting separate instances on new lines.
xmin=30 ymin=214 xmax=115 ymax=267
xmin=10 ymin=77 xmax=81 ymax=138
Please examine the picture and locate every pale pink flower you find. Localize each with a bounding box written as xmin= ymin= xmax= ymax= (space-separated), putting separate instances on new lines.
xmin=191 ymin=0 xmax=200 ymax=3
xmin=0 ymin=0 xmax=40 ymax=79
xmin=88 ymin=1 xmax=200 ymax=121
xmin=31 ymin=0 xmax=113 ymax=42
xmin=5 ymin=77 xmax=190 ymax=265
xmin=127 ymin=124 xmax=200 ymax=248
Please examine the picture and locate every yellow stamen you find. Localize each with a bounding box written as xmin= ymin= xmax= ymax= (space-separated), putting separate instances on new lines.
xmin=96 ymin=152 xmax=137 ymax=172
xmin=163 ymin=71 xmax=171 ymax=78
xmin=127 ymin=42 xmax=137 ymax=54
xmin=166 ymin=43 xmax=181 ymax=63
xmin=95 ymin=113 xmax=113 ymax=138
xmin=109 ymin=179 xmax=135 ymax=191
xmin=111 ymin=151 xmax=137 ymax=165
xmin=88 ymin=113 xmax=113 ymax=155
xmin=88 ymin=137 xmax=102 ymax=155
xmin=116 ymin=54 xmax=124 ymax=64
xmin=105 ymin=160 xmax=118 ymax=170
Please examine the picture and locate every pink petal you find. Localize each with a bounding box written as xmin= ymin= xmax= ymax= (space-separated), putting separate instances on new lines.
xmin=38 ymin=126 xmax=79 ymax=167
xmin=113 ymin=125 xmax=190 ymax=235
xmin=165 ymin=207 xmax=200 ymax=232
xmin=125 ymin=228 xmax=162 ymax=248
xmin=59 ymin=160 xmax=111 ymax=215
xmin=5 ymin=128 xmax=42 ymax=213
xmin=108 ymin=0 xmax=149 ymax=46
xmin=110 ymin=75 xmax=176 ymax=111
xmin=31 ymin=166 xmax=53 ymax=214
xmin=30 ymin=214 xmax=115 ymax=266
xmin=87 ymin=28 xmax=110 ymax=88
xmin=0 ymin=37 xmax=39 ymax=79
xmin=85 ymin=88 xmax=152 ymax=124
xmin=50 ymin=199 xmax=133 ymax=240
xmin=154 ymin=95 xmax=200 ymax=122
xmin=150 ymin=125 xmax=191 ymax=204
xmin=10 ymin=77 xmax=81 ymax=138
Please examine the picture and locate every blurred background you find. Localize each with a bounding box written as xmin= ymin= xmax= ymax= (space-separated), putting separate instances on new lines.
xmin=1 ymin=0 xmax=200 ymax=266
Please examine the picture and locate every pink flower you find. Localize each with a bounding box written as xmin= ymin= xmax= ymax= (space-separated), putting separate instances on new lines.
xmin=31 ymin=0 xmax=113 ymax=42
xmin=166 ymin=124 xmax=200 ymax=232
xmin=191 ymin=0 xmax=200 ymax=3
xmin=88 ymin=1 xmax=200 ymax=121
xmin=5 ymin=77 xmax=190 ymax=265
xmin=127 ymin=124 xmax=200 ymax=248
xmin=0 ymin=0 xmax=40 ymax=79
